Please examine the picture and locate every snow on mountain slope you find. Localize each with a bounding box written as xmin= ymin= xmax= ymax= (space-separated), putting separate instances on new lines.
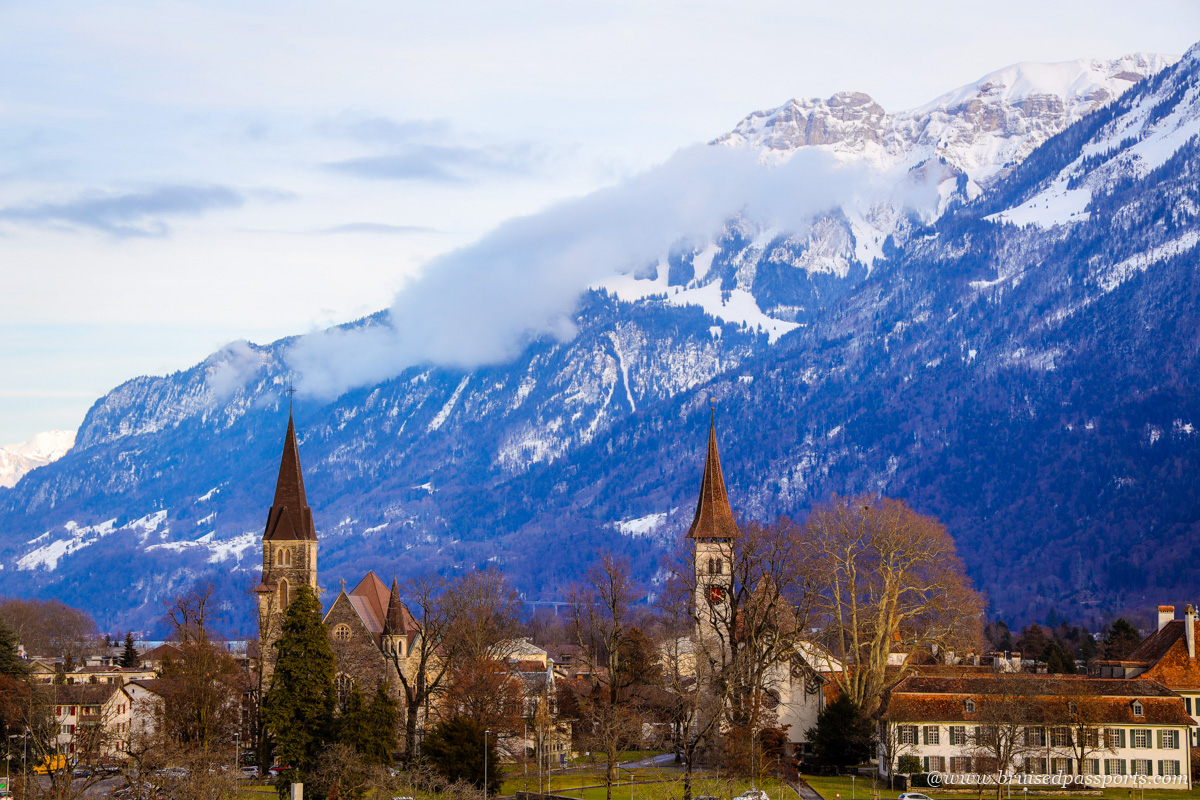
xmin=989 ymin=44 xmax=1200 ymax=230
xmin=595 ymin=54 xmax=1176 ymax=332
xmin=0 ymin=430 xmax=76 ymax=489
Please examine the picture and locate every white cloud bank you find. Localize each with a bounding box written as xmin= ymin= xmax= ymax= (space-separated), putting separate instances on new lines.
xmin=284 ymin=143 xmax=941 ymax=399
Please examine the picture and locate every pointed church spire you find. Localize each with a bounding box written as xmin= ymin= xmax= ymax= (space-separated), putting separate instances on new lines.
xmin=384 ymin=577 xmax=404 ymax=636
xmin=686 ymin=407 xmax=739 ymax=539
xmin=262 ymin=410 xmax=317 ymax=542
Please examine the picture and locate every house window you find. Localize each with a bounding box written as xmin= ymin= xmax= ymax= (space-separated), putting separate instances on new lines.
xmin=924 ymin=756 xmax=945 ymax=772
xmin=1068 ymin=702 xmax=1078 ymax=715
xmin=898 ymin=725 xmax=918 ymax=745
xmin=1131 ymin=759 xmax=1152 ymax=775
xmin=1186 ymin=698 xmax=1193 ymax=715
xmin=1025 ymin=758 xmax=1047 ymax=775
xmin=1132 ymin=701 xmax=1144 ymax=717
xmin=1104 ymin=759 xmax=1127 ymax=776
xmin=1105 ymin=728 xmax=1126 ymax=749
xmin=1081 ymin=759 xmax=1100 ymax=776
xmin=1051 ymin=727 xmax=1072 ymax=747
xmin=1083 ymin=729 xmax=1100 ymax=748
xmin=965 ymin=699 xmax=975 ymax=713
xmin=1132 ymin=728 xmax=1151 ymax=748
xmin=922 ymin=726 xmax=940 ymax=745
xmin=1158 ymin=730 xmax=1180 ymax=749
xmin=1050 ymin=758 xmax=1073 ymax=775
xmin=333 ymin=624 xmax=351 ymax=642
xmin=1159 ymin=760 xmax=1181 ymax=776
xmin=949 ymin=725 xmax=967 ymax=745
xmin=1024 ymin=727 xmax=1046 ymax=747
xmin=950 ymin=757 xmax=972 ymax=774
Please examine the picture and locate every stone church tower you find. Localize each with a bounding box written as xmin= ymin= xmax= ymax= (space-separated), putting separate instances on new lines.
xmin=687 ymin=411 xmax=739 ymax=636
xmin=254 ymin=410 xmax=319 ymax=682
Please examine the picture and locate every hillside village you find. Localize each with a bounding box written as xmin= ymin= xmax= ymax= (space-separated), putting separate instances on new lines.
xmin=5 ymin=414 xmax=1200 ymax=800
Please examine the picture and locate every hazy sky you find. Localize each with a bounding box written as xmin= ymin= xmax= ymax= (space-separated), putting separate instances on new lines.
xmin=2 ymin=1 xmax=1197 ymax=444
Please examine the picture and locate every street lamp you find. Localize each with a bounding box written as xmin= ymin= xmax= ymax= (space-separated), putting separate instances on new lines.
xmin=484 ymin=730 xmax=490 ymax=798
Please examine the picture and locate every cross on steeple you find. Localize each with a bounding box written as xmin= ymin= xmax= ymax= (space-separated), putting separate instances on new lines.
xmin=339 ymin=578 xmax=346 ymax=593
xmin=286 ymin=383 xmax=297 ymax=413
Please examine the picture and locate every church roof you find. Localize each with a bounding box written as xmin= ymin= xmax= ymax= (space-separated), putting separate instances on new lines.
xmin=686 ymin=412 xmax=739 ymax=540
xmin=262 ymin=412 xmax=317 ymax=542
xmin=348 ymin=571 xmax=391 ymax=635
xmin=384 ymin=577 xmax=421 ymax=638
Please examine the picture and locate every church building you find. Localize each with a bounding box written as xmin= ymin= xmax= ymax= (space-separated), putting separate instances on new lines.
xmin=685 ymin=411 xmax=827 ymax=753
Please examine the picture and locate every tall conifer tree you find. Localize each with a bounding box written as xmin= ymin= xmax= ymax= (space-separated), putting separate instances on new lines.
xmin=119 ymin=631 xmax=139 ymax=668
xmin=264 ymin=584 xmax=336 ymax=781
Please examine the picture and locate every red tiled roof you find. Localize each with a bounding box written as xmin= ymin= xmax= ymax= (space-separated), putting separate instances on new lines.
xmin=882 ymin=674 xmax=1193 ymax=726
xmin=686 ymin=412 xmax=739 ymax=540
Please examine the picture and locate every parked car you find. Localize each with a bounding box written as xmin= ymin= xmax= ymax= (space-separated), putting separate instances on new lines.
xmin=71 ymin=767 xmax=93 ymax=779
xmin=268 ymin=765 xmax=289 ymax=777
xmin=240 ymin=766 xmax=259 ymax=779
xmin=737 ymin=791 xmax=770 ymax=800
xmin=899 ymin=794 xmax=934 ymax=800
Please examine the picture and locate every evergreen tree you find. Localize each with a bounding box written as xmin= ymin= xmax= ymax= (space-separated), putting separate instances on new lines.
xmin=0 ymin=620 xmax=27 ymax=678
xmin=362 ymin=683 xmax=398 ymax=766
xmin=264 ymin=584 xmax=336 ymax=783
xmin=337 ymin=683 xmax=368 ymax=754
xmin=423 ymin=716 xmax=503 ymax=795
xmin=119 ymin=631 xmax=139 ymax=668
xmin=1043 ymin=640 xmax=1075 ymax=674
xmin=805 ymin=695 xmax=875 ymax=771
xmin=1103 ymin=618 xmax=1143 ymax=660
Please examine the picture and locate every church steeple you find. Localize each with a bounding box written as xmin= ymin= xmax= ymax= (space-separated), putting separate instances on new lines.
xmin=263 ymin=412 xmax=316 ymax=542
xmin=257 ymin=408 xmax=320 ymax=684
xmin=686 ymin=409 xmax=739 ymax=540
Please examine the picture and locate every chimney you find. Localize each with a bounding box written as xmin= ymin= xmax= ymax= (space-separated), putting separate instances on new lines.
xmin=1159 ymin=605 xmax=1176 ymax=632
xmin=1187 ymin=605 xmax=1196 ymax=660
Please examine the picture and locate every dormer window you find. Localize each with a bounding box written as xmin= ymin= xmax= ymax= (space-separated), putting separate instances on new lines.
xmin=1132 ymin=700 xmax=1144 ymax=717
xmin=1069 ymin=702 xmax=1079 ymax=715
xmin=965 ymin=699 xmax=976 ymax=713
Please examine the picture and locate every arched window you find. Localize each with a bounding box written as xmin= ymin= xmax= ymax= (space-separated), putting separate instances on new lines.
xmin=276 ymin=548 xmax=292 ymax=567
xmin=335 ymin=674 xmax=353 ymax=708
xmin=333 ymin=624 xmax=351 ymax=642
xmin=707 ymin=557 xmax=717 ymax=575
xmin=278 ymin=579 xmax=290 ymax=608
xmin=716 ymin=559 xmax=724 ymax=575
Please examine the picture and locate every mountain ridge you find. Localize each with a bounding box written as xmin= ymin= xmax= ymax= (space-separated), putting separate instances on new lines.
xmin=3 ymin=44 xmax=1198 ymax=633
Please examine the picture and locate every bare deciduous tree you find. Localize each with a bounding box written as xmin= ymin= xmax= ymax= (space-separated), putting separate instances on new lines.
xmin=803 ymin=495 xmax=985 ymax=714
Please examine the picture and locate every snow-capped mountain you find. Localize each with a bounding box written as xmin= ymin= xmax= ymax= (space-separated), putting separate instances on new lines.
xmin=2 ymin=43 xmax=1199 ymax=632
xmin=0 ymin=430 xmax=75 ymax=489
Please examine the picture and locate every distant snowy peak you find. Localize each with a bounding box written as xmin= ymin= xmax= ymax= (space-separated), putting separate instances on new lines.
xmin=715 ymin=53 xmax=1176 ymax=183
xmin=0 ymin=430 xmax=76 ymax=489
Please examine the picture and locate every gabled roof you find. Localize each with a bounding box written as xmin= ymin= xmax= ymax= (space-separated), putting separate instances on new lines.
xmin=263 ymin=413 xmax=317 ymax=542
xmin=51 ymin=683 xmax=128 ymax=705
xmin=383 ymin=578 xmax=420 ymax=638
xmin=1123 ymin=619 xmax=1195 ymax=665
xmin=348 ymin=571 xmax=391 ymax=636
xmin=686 ymin=411 xmax=739 ymax=540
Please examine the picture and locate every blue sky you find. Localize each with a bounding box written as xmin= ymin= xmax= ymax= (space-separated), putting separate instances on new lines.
xmin=1 ymin=0 xmax=1197 ymax=444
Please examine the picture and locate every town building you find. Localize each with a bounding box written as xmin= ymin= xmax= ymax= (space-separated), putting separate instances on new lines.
xmin=50 ymin=683 xmax=133 ymax=760
xmin=1096 ymin=604 xmax=1200 ymax=746
xmin=878 ymin=674 xmax=1194 ymax=788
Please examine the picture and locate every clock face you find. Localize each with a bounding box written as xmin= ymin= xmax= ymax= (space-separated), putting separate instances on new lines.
xmin=708 ymin=585 xmax=725 ymax=604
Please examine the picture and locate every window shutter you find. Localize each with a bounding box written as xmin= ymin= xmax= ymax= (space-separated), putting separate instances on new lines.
xmin=1158 ymin=730 xmax=1164 ymax=748
xmin=1120 ymin=729 xmax=1127 ymax=748
xmin=923 ymin=756 xmax=929 ymax=772
xmin=1104 ymin=759 xmax=1110 ymax=776
xmin=923 ymin=727 xmax=928 ymax=745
